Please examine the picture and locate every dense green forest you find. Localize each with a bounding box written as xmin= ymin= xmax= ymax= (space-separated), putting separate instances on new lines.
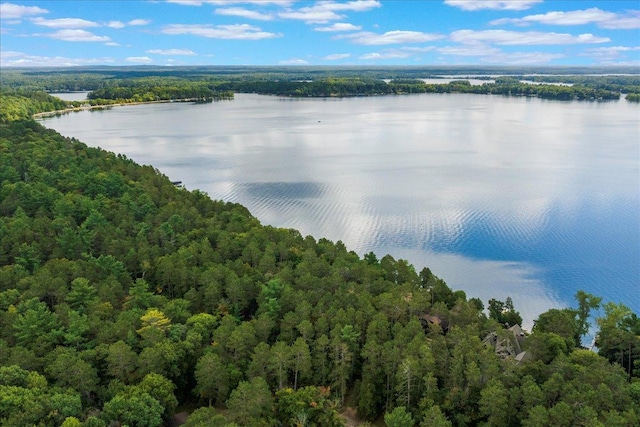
xmin=2 ymin=68 xmax=640 ymax=107
xmin=1 ymin=89 xmax=639 ymax=427
xmin=85 ymin=77 xmax=233 ymax=104
xmin=0 ymin=89 xmax=69 ymax=122
xmin=212 ymin=77 xmax=622 ymax=100
xmin=2 ymin=65 xmax=639 ymax=86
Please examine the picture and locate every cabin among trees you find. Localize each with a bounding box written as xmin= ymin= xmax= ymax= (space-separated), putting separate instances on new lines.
xmin=483 ymin=324 xmax=531 ymax=363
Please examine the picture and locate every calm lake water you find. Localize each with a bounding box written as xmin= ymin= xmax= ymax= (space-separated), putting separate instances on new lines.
xmin=42 ymin=93 xmax=640 ymax=328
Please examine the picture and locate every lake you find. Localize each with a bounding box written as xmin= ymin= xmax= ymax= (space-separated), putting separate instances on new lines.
xmin=42 ymin=93 xmax=640 ymax=329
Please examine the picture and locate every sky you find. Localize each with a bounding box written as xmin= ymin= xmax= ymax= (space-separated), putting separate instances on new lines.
xmin=1 ymin=0 xmax=639 ymax=67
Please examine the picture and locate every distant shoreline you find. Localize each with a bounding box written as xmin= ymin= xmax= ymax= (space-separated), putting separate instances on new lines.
xmin=32 ymin=98 xmax=204 ymax=118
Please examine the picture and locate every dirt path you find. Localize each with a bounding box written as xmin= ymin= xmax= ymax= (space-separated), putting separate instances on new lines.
xmin=340 ymin=407 xmax=361 ymax=426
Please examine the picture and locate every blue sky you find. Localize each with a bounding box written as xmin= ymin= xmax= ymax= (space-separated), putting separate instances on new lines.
xmin=1 ymin=0 xmax=639 ymax=67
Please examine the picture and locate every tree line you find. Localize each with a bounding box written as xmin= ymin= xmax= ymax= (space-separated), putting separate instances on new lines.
xmin=89 ymin=74 xmax=640 ymax=102
xmin=87 ymin=78 xmax=233 ymax=103
xmin=3 ymin=70 xmax=640 ymax=112
xmin=211 ymin=77 xmax=624 ymax=101
xmin=1 ymin=88 xmax=639 ymax=427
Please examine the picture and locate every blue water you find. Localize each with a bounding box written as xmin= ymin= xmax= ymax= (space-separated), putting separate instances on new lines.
xmin=43 ymin=93 xmax=640 ymax=328
xmin=431 ymin=196 xmax=639 ymax=304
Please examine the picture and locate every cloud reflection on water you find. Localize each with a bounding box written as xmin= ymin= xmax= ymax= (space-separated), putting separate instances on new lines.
xmin=41 ymin=93 xmax=640 ymax=326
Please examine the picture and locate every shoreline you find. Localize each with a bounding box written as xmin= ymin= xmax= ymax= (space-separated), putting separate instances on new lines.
xmin=32 ymin=98 xmax=207 ymax=119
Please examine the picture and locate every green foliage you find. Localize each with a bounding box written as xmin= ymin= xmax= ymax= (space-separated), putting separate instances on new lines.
xmin=259 ymin=278 xmax=286 ymax=319
xmin=214 ymin=76 xmax=626 ymax=101
xmin=575 ymin=291 xmax=602 ymax=338
xmin=479 ymin=379 xmax=509 ymax=426
xmin=275 ymin=386 xmax=343 ymax=427
xmin=61 ymin=417 xmax=83 ymax=427
xmin=0 ymin=370 xmax=82 ymax=426
xmin=226 ymin=377 xmax=274 ymax=426
xmin=105 ymin=340 xmax=137 ymax=382
xmin=12 ymin=297 xmax=62 ymax=355
xmin=194 ymin=352 xmax=230 ymax=406
xmin=0 ymin=89 xmax=69 ymax=121
xmin=533 ymin=308 xmax=581 ymax=350
xmin=596 ymin=302 xmax=640 ymax=380
xmin=46 ymin=348 xmax=99 ymax=399
xmin=102 ymin=391 xmax=164 ymax=427
xmin=385 ymin=406 xmax=414 ymax=427
xmin=183 ymin=407 xmax=238 ymax=427
xmin=488 ymin=297 xmax=523 ymax=326
xmin=137 ymin=308 xmax=171 ymax=344
xmin=87 ymin=78 xmax=233 ymax=103
xmin=524 ymin=332 xmax=569 ymax=363
xmin=420 ymin=405 xmax=452 ymax=427
xmin=138 ymin=373 xmax=178 ymax=417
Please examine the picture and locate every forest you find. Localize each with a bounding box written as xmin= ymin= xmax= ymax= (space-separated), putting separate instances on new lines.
xmin=0 ymin=85 xmax=639 ymax=427
xmin=213 ymin=77 xmax=623 ymax=100
xmin=2 ymin=67 xmax=640 ymax=106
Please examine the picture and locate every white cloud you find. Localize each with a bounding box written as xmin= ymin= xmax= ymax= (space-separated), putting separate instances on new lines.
xmin=182 ymin=0 xmax=373 ymax=9
xmin=47 ymin=29 xmax=111 ymax=42
xmin=1 ymin=50 xmax=24 ymax=58
xmin=163 ymin=23 xmax=281 ymax=39
xmin=278 ymin=9 xmax=343 ymax=23
xmin=167 ymin=0 xmax=294 ymax=5
xmin=601 ymin=59 xmax=640 ymax=66
xmin=215 ymin=7 xmax=273 ymax=20
xmin=490 ymin=8 xmax=640 ymax=30
xmin=107 ymin=21 xmax=126 ymax=29
xmin=29 ymin=17 xmax=151 ymax=30
xmin=105 ymin=42 xmax=120 ymax=46
xmin=438 ymin=44 xmax=501 ymax=57
xmin=0 ymin=50 xmax=114 ymax=67
xmin=450 ymin=29 xmax=610 ymax=45
xmin=128 ymin=19 xmax=151 ymax=26
xmin=582 ymin=46 xmax=640 ymax=62
xmin=31 ymin=17 xmax=99 ymax=28
xmin=437 ymin=44 xmax=564 ymax=64
xmin=356 ymin=45 xmax=436 ymax=61
xmin=337 ymin=30 xmax=443 ymax=45
xmin=126 ymin=56 xmax=153 ymax=63
xmin=0 ymin=3 xmax=48 ymax=19
xmin=603 ymin=11 xmax=640 ymax=30
xmin=359 ymin=50 xmax=412 ymax=60
xmin=279 ymin=0 xmax=380 ymax=23
xmin=483 ymin=51 xmax=565 ymax=65
xmin=147 ymin=48 xmax=196 ymax=55
xmin=324 ymin=53 xmax=351 ymax=60
xmin=587 ymin=46 xmax=640 ymax=54
xmin=401 ymin=46 xmax=437 ymax=53
xmin=106 ymin=19 xmax=150 ymax=28
xmin=314 ymin=0 xmax=381 ymax=13
xmin=445 ymin=0 xmax=542 ymax=11
xmin=314 ymin=22 xmax=361 ymax=32
xmin=279 ymin=58 xmax=309 ymax=65
xmin=166 ymin=0 xmax=206 ymax=5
